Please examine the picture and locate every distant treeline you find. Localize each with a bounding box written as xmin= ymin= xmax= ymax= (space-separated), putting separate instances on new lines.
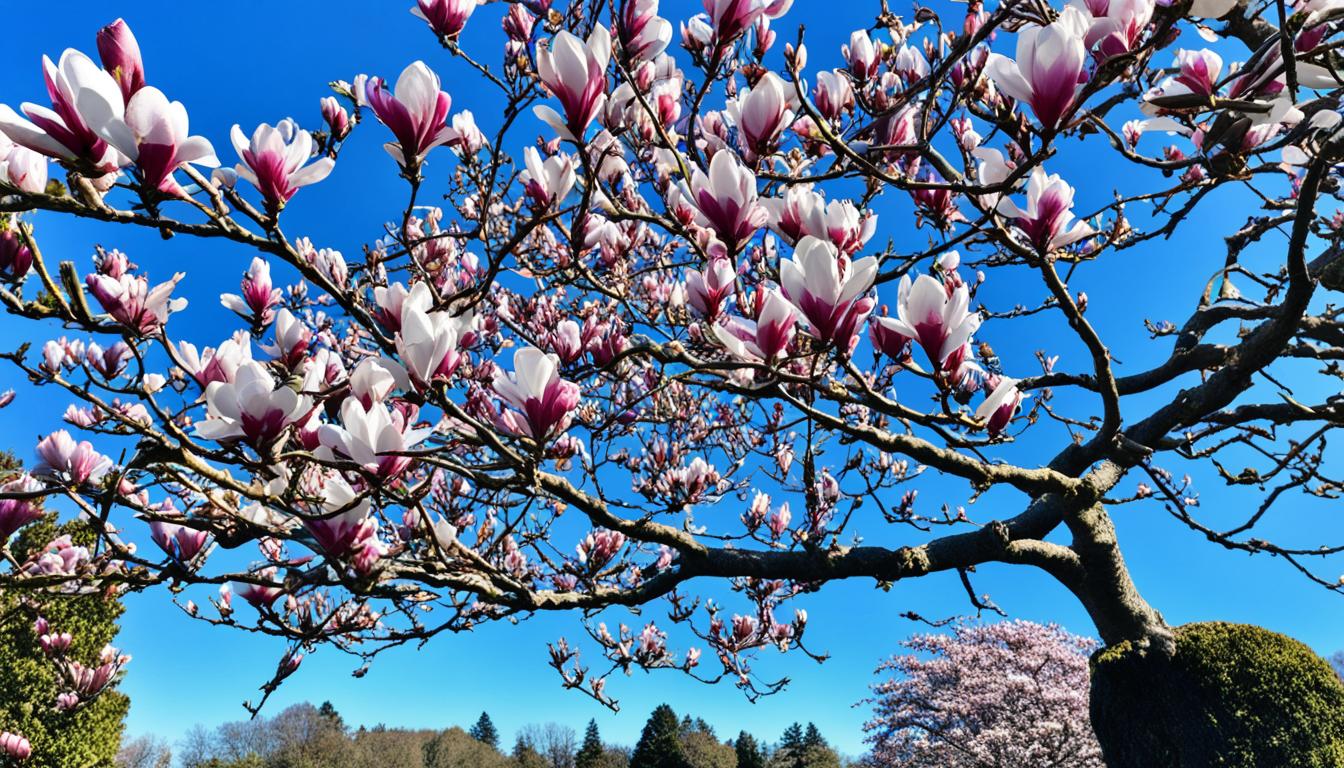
xmin=118 ymin=701 xmax=853 ymax=768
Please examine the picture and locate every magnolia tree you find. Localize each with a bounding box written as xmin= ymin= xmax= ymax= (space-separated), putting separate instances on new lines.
xmin=0 ymin=0 xmax=1342 ymax=763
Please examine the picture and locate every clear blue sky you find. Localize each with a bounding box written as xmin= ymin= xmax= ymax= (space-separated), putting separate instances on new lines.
xmin=1 ymin=0 xmax=1341 ymax=758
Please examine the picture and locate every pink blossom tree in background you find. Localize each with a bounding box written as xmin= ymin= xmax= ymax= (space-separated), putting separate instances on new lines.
xmin=862 ymin=620 xmax=1102 ymax=768
xmin=0 ymin=0 xmax=1344 ymax=764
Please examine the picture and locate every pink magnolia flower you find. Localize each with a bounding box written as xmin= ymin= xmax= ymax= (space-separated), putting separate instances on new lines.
xmin=534 ymin=26 xmax=612 ymax=142
xmin=300 ymin=473 xmax=377 ymax=556
xmin=761 ymin=184 xmax=825 ymax=245
xmin=318 ymin=398 xmax=433 ymax=480
xmin=349 ymin=357 xmax=401 ymax=407
xmin=0 ymin=731 xmax=30 ymax=761
xmin=395 ymin=301 xmax=474 ymax=389
xmin=96 ymin=19 xmax=145 ymax=104
xmin=144 ymin=504 xmax=210 ymax=563
xmin=680 ymin=150 xmax=769 ymax=252
xmin=176 ymin=332 xmax=252 ymax=388
xmin=0 ymin=475 xmax=43 ymax=540
xmin=83 ymin=85 xmax=219 ymax=195
xmin=365 ymin=61 xmax=454 ymax=170
xmin=234 ymin=568 xmax=284 ymax=607
xmin=730 ymin=71 xmax=794 ymax=162
xmin=813 ymin=70 xmax=854 ymax=122
xmin=1084 ymin=0 xmax=1154 ymax=59
xmin=984 ymin=7 xmax=1089 ymax=129
xmin=1173 ymin=49 xmax=1223 ymax=100
xmin=259 ymin=308 xmax=312 ymax=369
xmin=0 ymin=224 xmax=34 ymax=281
xmin=618 ymin=0 xmax=673 ymax=62
xmin=779 ymin=236 xmax=878 ymax=350
xmin=843 ymin=29 xmax=881 ymax=81
xmin=996 ymin=167 xmax=1095 ymax=253
xmin=34 ymin=430 xmax=113 ymax=486
xmin=220 ymin=257 xmax=281 ymax=323
xmin=321 ymin=96 xmax=351 ymax=142
xmin=85 ymin=271 xmax=187 ymax=335
xmin=874 ymin=274 xmax=981 ymax=374
xmin=0 ymin=49 xmax=125 ymax=170
xmin=492 ymin=347 xmax=582 ymax=442
xmin=0 ymin=143 xmax=48 ymax=194
xmin=577 ymin=529 xmax=627 ymax=568
xmin=230 ymin=119 xmax=335 ymax=210
xmin=411 ymin=0 xmax=478 ymax=42
xmin=685 ymin=256 xmax=737 ymax=319
xmin=195 ymin=361 xmax=313 ymax=447
xmin=976 ymin=376 xmax=1028 ymax=436
xmin=704 ymin=0 xmax=793 ymax=46
xmin=712 ymin=288 xmax=798 ymax=362
xmin=520 ymin=146 xmax=576 ymax=208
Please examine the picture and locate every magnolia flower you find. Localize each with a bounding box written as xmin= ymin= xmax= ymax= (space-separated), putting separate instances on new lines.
xmin=976 ymin=376 xmax=1028 ymax=436
xmin=984 ymin=7 xmax=1089 ymax=129
xmin=685 ymin=256 xmax=737 ymax=319
xmin=534 ymin=26 xmax=612 ymax=141
xmin=712 ymin=288 xmax=798 ymax=362
xmin=492 ymin=347 xmax=581 ymax=442
xmin=704 ymin=0 xmax=793 ymax=45
xmin=373 ymin=280 xmax=433 ymax=333
xmin=730 ymin=72 xmax=794 ymax=161
xmin=145 ymin=507 xmax=210 ymax=563
xmin=259 ymin=308 xmax=312 ymax=369
xmin=349 ymin=357 xmax=402 ymax=407
xmin=1084 ymin=0 xmax=1154 ymax=59
xmin=875 ymin=274 xmax=982 ymax=374
xmin=34 ymin=430 xmax=113 ymax=486
xmin=220 ymin=257 xmax=281 ymax=322
xmin=97 ymin=19 xmax=145 ymax=104
xmin=0 ymin=475 xmax=43 ymax=539
xmin=779 ymin=236 xmax=877 ymax=349
xmin=0 ymin=224 xmax=34 ymax=281
xmin=0 ymin=732 xmax=30 ymax=761
xmin=366 ymin=61 xmax=454 ymax=170
xmin=1144 ymin=49 xmax=1223 ymax=112
xmin=395 ymin=302 xmax=474 ymax=388
xmin=618 ymin=0 xmax=673 ymax=62
xmin=843 ymin=29 xmax=881 ymax=80
xmin=234 ymin=568 xmax=284 ymax=607
xmin=195 ymin=361 xmax=312 ymax=447
xmin=318 ymin=398 xmax=433 ymax=480
xmin=997 ymin=167 xmax=1095 ymax=253
xmin=81 ymin=85 xmax=219 ymax=194
xmin=176 ymin=333 xmax=252 ymax=388
xmin=0 ymin=143 xmax=47 ymax=194
xmin=761 ymin=184 xmax=826 ymax=244
xmin=412 ymin=0 xmax=478 ymax=41
xmin=680 ymin=150 xmax=768 ymax=252
xmin=85 ymin=271 xmax=187 ymax=335
xmin=813 ymin=70 xmax=854 ymax=122
xmin=321 ymin=96 xmax=350 ymax=142
xmin=230 ymin=119 xmax=334 ymax=210
xmin=300 ymin=472 xmax=377 ymax=556
xmin=520 ymin=146 xmax=576 ymax=208
xmin=0 ymin=49 xmax=125 ymax=170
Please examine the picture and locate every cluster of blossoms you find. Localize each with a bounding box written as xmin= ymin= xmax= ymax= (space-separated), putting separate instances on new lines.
xmin=0 ymin=0 xmax=1338 ymax=742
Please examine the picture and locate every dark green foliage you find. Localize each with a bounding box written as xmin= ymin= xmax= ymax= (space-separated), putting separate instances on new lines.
xmin=734 ymin=732 xmax=766 ymax=768
xmin=778 ymin=723 xmax=804 ymax=751
xmin=0 ymin=515 xmax=127 ymax=768
xmin=802 ymin=724 xmax=825 ymax=749
xmin=469 ymin=711 xmax=500 ymax=749
xmin=1091 ymin=622 xmax=1344 ymax=768
xmin=629 ymin=704 xmax=689 ymax=768
xmin=512 ymin=735 xmax=548 ymax=768
xmin=576 ymin=719 xmax=604 ymax=768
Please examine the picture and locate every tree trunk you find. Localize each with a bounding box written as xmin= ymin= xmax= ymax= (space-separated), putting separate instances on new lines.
xmin=1063 ymin=504 xmax=1344 ymax=767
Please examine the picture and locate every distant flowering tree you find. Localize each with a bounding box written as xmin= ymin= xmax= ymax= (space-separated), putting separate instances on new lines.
xmin=0 ymin=0 xmax=1343 ymax=763
xmin=862 ymin=621 xmax=1103 ymax=768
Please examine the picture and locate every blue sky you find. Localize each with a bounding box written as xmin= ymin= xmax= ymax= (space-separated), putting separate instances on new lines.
xmin=1 ymin=0 xmax=1342 ymax=758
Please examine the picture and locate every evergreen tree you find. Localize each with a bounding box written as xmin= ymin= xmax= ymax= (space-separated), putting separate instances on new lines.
xmin=512 ymin=734 xmax=548 ymax=768
xmin=734 ymin=732 xmax=766 ymax=768
xmin=802 ymin=723 xmax=825 ymax=748
xmin=471 ymin=711 xmax=501 ymax=749
xmin=779 ymin=723 xmax=804 ymax=751
xmin=0 ymin=499 xmax=128 ymax=768
xmin=576 ymin=720 xmax=604 ymax=768
xmin=317 ymin=700 xmax=346 ymax=732
xmin=629 ymin=704 xmax=690 ymax=768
